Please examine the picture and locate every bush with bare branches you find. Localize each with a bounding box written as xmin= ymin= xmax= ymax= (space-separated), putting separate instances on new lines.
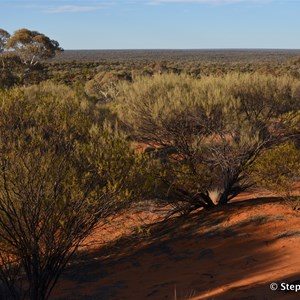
xmin=0 ymin=82 xmax=148 ymax=299
xmin=116 ymin=73 xmax=300 ymax=214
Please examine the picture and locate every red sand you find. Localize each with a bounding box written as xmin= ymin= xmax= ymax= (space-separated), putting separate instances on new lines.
xmin=51 ymin=191 xmax=300 ymax=300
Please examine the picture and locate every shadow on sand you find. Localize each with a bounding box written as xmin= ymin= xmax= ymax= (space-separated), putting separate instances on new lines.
xmin=52 ymin=196 xmax=300 ymax=300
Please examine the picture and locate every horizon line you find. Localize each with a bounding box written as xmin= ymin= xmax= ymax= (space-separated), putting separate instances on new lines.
xmin=62 ymin=48 xmax=300 ymax=51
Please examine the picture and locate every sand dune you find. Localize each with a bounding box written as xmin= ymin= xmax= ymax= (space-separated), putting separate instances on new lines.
xmin=52 ymin=194 xmax=300 ymax=300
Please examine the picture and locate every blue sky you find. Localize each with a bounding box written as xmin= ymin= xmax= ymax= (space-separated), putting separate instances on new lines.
xmin=1 ymin=0 xmax=300 ymax=49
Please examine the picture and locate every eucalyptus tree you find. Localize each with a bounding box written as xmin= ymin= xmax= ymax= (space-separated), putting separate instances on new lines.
xmin=0 ymin=28 xmax=62 ymax=86
xmin=5 ymin=28 xmax=62 ymax=66
xmin=0 ymin=28 xmax=11 ymax=79
xmin=0 ymin=29 xmax=10 ymax=53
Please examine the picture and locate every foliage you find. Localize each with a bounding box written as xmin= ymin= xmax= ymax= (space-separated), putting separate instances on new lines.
xmin=0 ymin=82 xmax=148 ymax=299
xmin=0 ymin=28 xmax=62 ymax=87
xmin=38 ymin=49 xmax=300 ymax=90
xmin=251 ymin=142 xmax=300 ymax=210
xmin=0 ymin=69 xmax=19 ymax=89
xmin=5 ymin=28 xmax=63 ymax=66
xmin=115 ymin=73 xmax=300 ymax=213
xmin=0 ymin=29 xmax=10 ymax=53
xmin=84 ymin=70 xmax=132 ymax=102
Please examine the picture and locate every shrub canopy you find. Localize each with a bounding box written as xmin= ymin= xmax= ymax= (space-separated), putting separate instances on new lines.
xmin=0 ymin=82 xmax=149 ymax=299
xmin=116 ymin=73 xmax=300 ymax=212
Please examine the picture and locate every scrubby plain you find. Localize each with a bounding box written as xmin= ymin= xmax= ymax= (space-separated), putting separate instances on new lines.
xmin=0 ymin=29 xmax=300 ymax=299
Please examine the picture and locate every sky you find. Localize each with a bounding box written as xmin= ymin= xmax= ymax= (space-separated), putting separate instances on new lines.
xmin=1 ymin=0 xmax=300 ymax=50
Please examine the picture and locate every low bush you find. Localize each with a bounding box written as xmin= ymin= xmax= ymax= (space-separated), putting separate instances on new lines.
xmin=251 ymin=142 xmax=300 ymax=210
xmin=115 ymin=73 xmax=300 ymax=213
xmin=0 ymin=82 xmax=150 ymax=299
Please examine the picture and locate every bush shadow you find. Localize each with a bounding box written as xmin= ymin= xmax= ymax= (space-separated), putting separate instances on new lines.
xmin=52 ymin=196 xmax=300 ymax=300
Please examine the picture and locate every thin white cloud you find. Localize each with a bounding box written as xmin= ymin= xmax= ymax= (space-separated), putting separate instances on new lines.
xmin=6 ymin=1 xmax=114 ymax=14
xmin=44 ymin=5 xmax=103 ymax=13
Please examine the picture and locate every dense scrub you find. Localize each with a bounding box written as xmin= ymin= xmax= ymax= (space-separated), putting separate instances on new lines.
xmin=3 ymin=45 xmax=300 ymax=91
xmin=0 ymin=82 xmax=151 ymax=299
xmin=252 ymin=142 xmax=300 ymax=210
xmin=44 ymin=57 xmax=300 ymax=89
xmin=0 ymin=47 xmax=300 ymax=298
xmin=115 ymin=73 xmax=300 ymax=214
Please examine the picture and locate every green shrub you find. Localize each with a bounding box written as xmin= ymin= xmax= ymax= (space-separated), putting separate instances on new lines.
xmin=251 ymin=142 xmax=300 ymax=210
xmin=84 ymin=70 xmax=132 ymax=102
xmin=115 ymin=73 xmax=300 ymax=213
xmin=0 ymin=82 xmax=149 ymax=299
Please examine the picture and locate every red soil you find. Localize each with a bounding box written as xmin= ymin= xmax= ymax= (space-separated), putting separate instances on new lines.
xmin=51 ymin=190 xmax=300 ymax=300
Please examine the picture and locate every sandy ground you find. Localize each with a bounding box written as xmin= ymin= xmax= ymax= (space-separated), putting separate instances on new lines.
xmin=51 ymin=192 xmax=300 ymax=300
